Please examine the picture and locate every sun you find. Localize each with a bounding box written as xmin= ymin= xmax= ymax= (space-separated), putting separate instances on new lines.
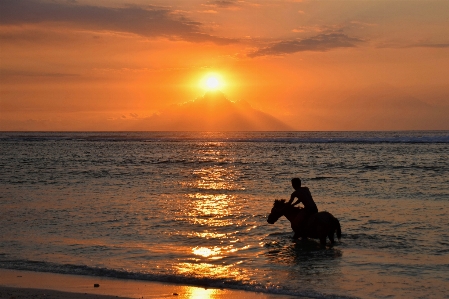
xmin=201 ymin=74 xmax=224 ymax=91
xmin=206 ymin=77 xmax=219 ymax=89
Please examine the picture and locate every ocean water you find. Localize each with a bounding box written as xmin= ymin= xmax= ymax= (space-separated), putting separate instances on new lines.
xmin=0 ymin=131 xmax=448 ymax=299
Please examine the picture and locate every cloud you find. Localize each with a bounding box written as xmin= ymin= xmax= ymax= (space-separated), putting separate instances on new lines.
xmin=413 ymin=43 xmax=449 ymax=48
xmin=0 ymin=0 xmax=235 ymax=44
xmin=376 ymin=41 xmax=449 ymax=49
xmin=204 ymin=1 xmax=241 ymax=9
xmin=199 ymin=10 xmax=218 ymax=14
xmin=291 ymin=25 xmax=325 ymax=33
xmin=249 ymin=33 xmax=363 ymax=57
xmin=0 ymin=69 xmax=79 ymax=78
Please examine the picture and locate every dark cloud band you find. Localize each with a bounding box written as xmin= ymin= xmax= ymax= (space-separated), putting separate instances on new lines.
xmin=0 ymin=0 xmax=235 ymax=44
xmin=249 ymin=33 xmax=363 ymax=57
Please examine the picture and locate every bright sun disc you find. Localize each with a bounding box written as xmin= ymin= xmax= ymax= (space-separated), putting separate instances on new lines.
xmin=202 ymin=74 xmax=223 ymax=91
xmin=206 ymin=77 xmax=219 ymax=89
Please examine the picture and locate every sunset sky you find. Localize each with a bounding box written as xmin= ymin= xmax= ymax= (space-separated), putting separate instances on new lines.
xmin=1 ymin=0 xmax=449 ymax=131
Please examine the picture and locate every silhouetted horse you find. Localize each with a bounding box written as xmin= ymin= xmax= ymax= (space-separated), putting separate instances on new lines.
xmin=267 ymin=199 xmax=341 ymax=247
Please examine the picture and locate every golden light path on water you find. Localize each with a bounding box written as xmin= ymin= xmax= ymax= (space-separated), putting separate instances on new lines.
xmin=183 ymin=287 xmax=220 ymax=299
xmin=179 ymin=167 xmax=245 ymax=191
xmin=187 ymin=142 xmax=244 ymax=191
xmin=186 ymin=193 xmax=236 ymax=226
xmin=172 ymin=141 xmax=253 ymax=287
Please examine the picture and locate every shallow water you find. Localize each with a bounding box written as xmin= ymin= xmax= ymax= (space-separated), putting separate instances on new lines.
xmin=1 ymin=131 xmax=448 ymax=298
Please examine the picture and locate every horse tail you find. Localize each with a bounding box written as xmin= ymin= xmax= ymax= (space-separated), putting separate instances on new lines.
xmin=334 ymin=217 xmax=341 ymax=240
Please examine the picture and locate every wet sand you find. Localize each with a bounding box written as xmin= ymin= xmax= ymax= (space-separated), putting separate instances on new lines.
xmin=0 ymin=269 xmax=300 ymax=299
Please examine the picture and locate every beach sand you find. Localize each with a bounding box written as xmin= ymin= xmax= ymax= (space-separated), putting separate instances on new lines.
xmin=0 ymin=269 xmax=300 ymax=299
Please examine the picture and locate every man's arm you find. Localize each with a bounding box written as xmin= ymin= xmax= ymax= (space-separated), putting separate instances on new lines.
xmin=291 ymin=199 xmax=302 ymax=206
xmin=288 ymin=191 xmax=300 ymax=205
xmin=288 ymin=192 xmax=295 ymax=205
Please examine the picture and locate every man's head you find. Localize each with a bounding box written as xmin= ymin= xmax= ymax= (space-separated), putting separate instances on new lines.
xmin=291 ymin=178 xmax=301 ymax=190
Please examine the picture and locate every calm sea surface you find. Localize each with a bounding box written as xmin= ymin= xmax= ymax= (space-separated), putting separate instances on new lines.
xmin=1 ymin=131 xmax=448 ymax=299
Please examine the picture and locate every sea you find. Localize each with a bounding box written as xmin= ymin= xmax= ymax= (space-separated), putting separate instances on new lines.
xmin=0 ymin=131 xmax=448 ymax=299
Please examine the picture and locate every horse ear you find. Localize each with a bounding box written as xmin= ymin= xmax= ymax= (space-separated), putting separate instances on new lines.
xmin=273 ymin=199 xmax=286 ymax=206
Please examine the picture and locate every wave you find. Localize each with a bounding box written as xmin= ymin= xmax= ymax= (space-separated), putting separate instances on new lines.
xmin=1 ymin=131 xmax=449 ymax=144
xmin=310 ymin=176 xmax=334 ymax=180
xmin=0 ymin=259 xmax=356 ymax=299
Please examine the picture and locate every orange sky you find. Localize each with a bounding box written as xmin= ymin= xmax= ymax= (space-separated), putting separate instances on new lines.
xmin=1 ymin=0 xmax=449 ymax=131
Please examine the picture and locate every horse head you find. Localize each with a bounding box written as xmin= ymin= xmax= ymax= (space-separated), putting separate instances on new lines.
xmin=267 ymin=199 xmax=289 ymax=224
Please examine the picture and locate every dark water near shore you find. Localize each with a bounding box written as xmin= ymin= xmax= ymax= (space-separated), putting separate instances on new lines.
xmin=1 ymin=131 xmax=448 ymax=298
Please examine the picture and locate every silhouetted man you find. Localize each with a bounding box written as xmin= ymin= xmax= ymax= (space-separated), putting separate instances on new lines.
xmin=288 ymin=178 xmax=318 ymax=239
xmin=288 ymin=178 xmax=318 ymax=213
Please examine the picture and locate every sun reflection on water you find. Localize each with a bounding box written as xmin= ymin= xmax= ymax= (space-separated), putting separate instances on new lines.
xmin=174 ymin=262 xmax=250 ymax=282
xmin=182 ymin=193 xmax=242 ymax=227
xmin=171 ymin=142 xmax=254 ymax=289
xmin=186 ymin=165 xmax=244 ymax=191
xmin=187 ymin=231 xmax=227 ymax=239
xmin=184 ymin=287 xmax=219 ymax=299
xmin=192 ymin=246 xmax=220 ymax=258
xmin=191 ymin=244 xmax=247 ymax=260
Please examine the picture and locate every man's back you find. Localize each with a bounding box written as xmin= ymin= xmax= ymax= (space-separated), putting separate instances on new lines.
xmin=290 ymin=187 xmax=318 ymax=214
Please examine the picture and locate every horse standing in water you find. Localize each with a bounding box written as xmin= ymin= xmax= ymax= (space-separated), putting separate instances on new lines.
xmin=267 ymin=199 xmax=341 ymax=247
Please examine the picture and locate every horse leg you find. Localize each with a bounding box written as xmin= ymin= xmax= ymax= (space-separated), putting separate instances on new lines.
xmin=292 ymin=232 xmax=307 ymax=241
xmin=314 ymin=225 xmax=326 ymax=247
xmin=319 ymin=235 xmax=327 ymax=248
xmin=328 ymin=231 xmax=335 ymax=244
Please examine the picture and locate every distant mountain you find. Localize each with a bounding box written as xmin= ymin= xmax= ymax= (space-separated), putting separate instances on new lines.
xmin=133 ymin=91 xmax=292 ymax=131
xmin=337 ymin=83 xmax=432 ymax=111
xmin=327 ymin=84 xmax=448 ymax=130
xmin=282 ymin=83 xmax=449 ymax=130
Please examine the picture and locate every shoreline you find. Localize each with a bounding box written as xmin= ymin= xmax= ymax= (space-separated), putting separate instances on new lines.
xmin=0 ymin=269 xmax=300 ymax=299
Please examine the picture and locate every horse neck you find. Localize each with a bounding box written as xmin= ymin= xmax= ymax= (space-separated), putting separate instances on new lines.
xmin=282 ymin=206 xmax=300 ymax=222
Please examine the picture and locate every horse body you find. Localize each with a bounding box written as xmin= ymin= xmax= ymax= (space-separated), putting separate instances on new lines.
xmin=267 ymin=199 xmax=341 ymax=247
